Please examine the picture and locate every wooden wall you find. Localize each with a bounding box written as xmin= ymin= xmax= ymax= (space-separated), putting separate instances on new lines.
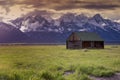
xmin=94 ymin=41 xmax=104 ymax=49
xmin=66 ymin=33 xmax=104 ymax=49
xmin=82 ymin=41 xmax=104 ymax=49
xmin=66 ymin=41 xmax=104 ymax=49
xmin=68 ymin=33 xmax=80 ymax=41
xmin=66 ymin=41 xmax=82 ymax=49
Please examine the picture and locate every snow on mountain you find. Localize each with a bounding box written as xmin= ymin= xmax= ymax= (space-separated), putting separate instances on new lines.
xmin=9 ymin=13 xmax=120 ymax=43
xmin=14 ymin=15 xmax=54 ymax=32
xmin=12 ymin=13 xmax=120 ymax=33
xmin=114 ymin=20 xmax=120 ymax=23
xmin=74 ymin=14 xmax=88 ymax=27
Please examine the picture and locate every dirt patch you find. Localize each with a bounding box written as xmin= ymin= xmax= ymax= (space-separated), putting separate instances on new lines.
xmin=90 ymin=73 xmax=120 ymax=80
xmin=83 ymin=49 xmax=89 ymax=52
xmin=111 ymin=46 xmax=118 ymax=48
xmin=63 ymin=70 xmax=75 ymax=76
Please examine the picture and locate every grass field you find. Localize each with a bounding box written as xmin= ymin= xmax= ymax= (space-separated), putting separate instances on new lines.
xmin=0 ymin=45 xmax=120 ymax=80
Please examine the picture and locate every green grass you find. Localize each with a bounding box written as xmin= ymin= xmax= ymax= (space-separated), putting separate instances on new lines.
xmin=0 ymin=45 xmax=120 ymax=80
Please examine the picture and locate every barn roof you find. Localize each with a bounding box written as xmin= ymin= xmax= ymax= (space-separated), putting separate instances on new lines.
xmin=70 ymin=32 xmax=104 ymax=41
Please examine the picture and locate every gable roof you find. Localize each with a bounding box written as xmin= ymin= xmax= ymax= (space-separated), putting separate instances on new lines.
xmin=70 ymin=32 xmax=104 ymax=41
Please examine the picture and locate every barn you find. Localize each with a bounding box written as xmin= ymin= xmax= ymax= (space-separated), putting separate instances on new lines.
xmin=66 ymin=32 xmax=104 ymax=49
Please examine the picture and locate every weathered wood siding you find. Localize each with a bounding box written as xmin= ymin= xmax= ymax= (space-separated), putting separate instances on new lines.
xmin=94 ymin=41 xmax=104 ymax=49
xmin=68 ymin=33 xmax=80 ymax=41
xmin=82 ymin=41 xmax=91 ymax=48
xmin=82 ymin=41 xmax=104 ymax=49
xmin=66 ymin=41 xmax=82 ymax=49
xmin=66 ymin=32 xmax=104 ymax=49
xmin=66 ymin=32 xmax=82 ymax=49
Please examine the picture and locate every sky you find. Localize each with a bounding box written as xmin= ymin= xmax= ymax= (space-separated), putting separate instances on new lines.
xmin=0 ymin=0 xmax=120 ymax=22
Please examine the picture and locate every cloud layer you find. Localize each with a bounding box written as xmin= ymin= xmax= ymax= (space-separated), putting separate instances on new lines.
xmin=0 ymin=0 xmax=120 ymax=21
xmin=1 ymin=0 xmax=120 ymax=10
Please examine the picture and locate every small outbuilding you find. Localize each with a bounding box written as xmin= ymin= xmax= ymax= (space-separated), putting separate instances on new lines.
xmin=66 ymin=32 xmax=104 ymax=49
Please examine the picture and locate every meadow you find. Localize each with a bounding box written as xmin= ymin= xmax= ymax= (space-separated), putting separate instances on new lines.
xmin=0 ymin=45 xmax=120 ymax=80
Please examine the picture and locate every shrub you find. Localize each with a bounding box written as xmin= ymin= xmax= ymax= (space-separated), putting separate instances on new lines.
xmin=40 ymin=71 xmax=65 ymax=80
xmin=92 ymin=69 xmax=114 ymax=77
xmin=0 ymin=73 xmax=12 ymax=80
xmin=0 ymin=73 xmax=22 ymax=80
xmin=77 ymin=66 xmax=94 ymax=75
xmin=77 ymin=66 xmax=114 ymax=77
xmin=54 ymin=73 xmax=65 ymax=80
xmin=40 ymin=72 xmax=54 ymax=80
xmin=49 ymin=65 xmax=64 ymax=71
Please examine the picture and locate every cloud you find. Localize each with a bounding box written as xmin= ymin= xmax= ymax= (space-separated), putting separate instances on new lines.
xmin=13 ymin=0 xmax=120 ymax=10
xmin=51 ymin=0 xmax=120 ymax=10
xmin=0 ymin=0 xmax=15 ymax=13
xmin=0 ymin=0 xmax=120 ymax=21
xmin=82 ymin=4 xmax=120 ymax=10
xmin=80 ymin=0 xmax=120 ymax=10
xmin=114 ymin=19 xmax=120 ymax=23
xmin=0 ymin=16 xmax=3 ymax=21
xmin=0 ymin=0 xmax=120 ymax=11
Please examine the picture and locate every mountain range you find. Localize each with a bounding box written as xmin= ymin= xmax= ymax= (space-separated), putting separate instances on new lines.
xmin=0 ymin=12 xmax=120 ymax=43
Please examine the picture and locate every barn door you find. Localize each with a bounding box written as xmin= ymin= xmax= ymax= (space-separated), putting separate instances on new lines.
xmin=91 ymin=42 xmax=94 ymax=48
xmin=82 ymin=41 xmax=91 ymax=48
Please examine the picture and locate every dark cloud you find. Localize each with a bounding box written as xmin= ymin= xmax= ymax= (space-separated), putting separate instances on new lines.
xmin=24 ymin=10 xmax=52 ymax=16
xmin=82 ymin=4 xmax=120 ymax=10
xmin=0 ymin=0 xmax=14 ymax=7
xmin=77 ymin=0 xmax=120 ymax=10
xmin=0 ymin=0 xmax=6 ymax=5
xmin=0 ymin=0 xmax=15 ymax=13
xmin=17 ymin=0 xmax=45 ymax=6
xmin=52 ymin=0 xmax=120 ymax=10
xmin=0 ymin=0 xmax=120 ymax=12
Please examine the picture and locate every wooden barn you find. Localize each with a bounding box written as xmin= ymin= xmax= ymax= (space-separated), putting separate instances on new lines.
xmin=66 ymin=32 xmax=104 ymax=49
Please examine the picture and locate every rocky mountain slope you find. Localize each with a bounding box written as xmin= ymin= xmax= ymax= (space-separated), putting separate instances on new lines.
xmin=0 ymin=13 xmax=120 ymax=43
